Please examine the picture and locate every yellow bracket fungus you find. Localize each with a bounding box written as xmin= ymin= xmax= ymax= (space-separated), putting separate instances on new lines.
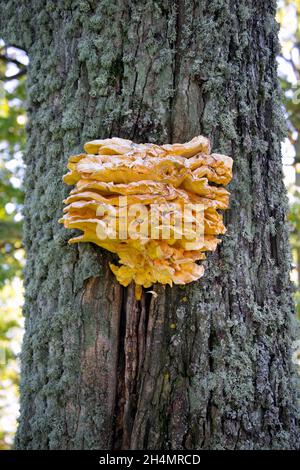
xmin=60 ymin=136 xmax=233 ymax=299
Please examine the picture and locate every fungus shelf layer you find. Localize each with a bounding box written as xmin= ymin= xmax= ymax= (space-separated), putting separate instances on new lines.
xmin=60 ymin=136 xmax=233 ymax=299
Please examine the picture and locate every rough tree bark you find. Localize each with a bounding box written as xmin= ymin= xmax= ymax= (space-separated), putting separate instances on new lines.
xmin=1 ymin=0 xmax=299 ymax=450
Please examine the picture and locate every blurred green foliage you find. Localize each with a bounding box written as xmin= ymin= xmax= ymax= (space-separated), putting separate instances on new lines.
xmin=0 ymin=42 xmax=26 ymax=287
xmin=278 ymin=0 xmax=300 ymax=316
xmin=0 ymin=281 xmax=23 ymax=449
xmin=278 ymin=1 xmax=300 ymax=141
xmin=0 ymin=41 xmax=26 ymax=449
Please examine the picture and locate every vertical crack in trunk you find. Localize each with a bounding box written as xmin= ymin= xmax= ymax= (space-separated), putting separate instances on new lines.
xmin=112 ymin=286 xmax=127 ymax=449
xmin=112 ymin=285 xmax=150 ymax=449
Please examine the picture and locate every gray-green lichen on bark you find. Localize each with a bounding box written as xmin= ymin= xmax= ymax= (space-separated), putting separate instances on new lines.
xmin=0 ymin=0 xmax=299 ymax=449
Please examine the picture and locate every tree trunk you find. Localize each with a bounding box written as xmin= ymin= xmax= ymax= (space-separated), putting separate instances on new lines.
xmin=1 ymin=0 xmax=299 ymax=450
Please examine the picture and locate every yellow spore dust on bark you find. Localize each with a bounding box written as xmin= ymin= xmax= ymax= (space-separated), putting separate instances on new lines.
xmin=60 ymin=136 xmax=233 ymax=299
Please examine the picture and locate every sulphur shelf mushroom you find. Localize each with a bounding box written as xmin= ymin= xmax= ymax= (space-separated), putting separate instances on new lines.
xmin=60 ymin=136 xmax=233 ymax=299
